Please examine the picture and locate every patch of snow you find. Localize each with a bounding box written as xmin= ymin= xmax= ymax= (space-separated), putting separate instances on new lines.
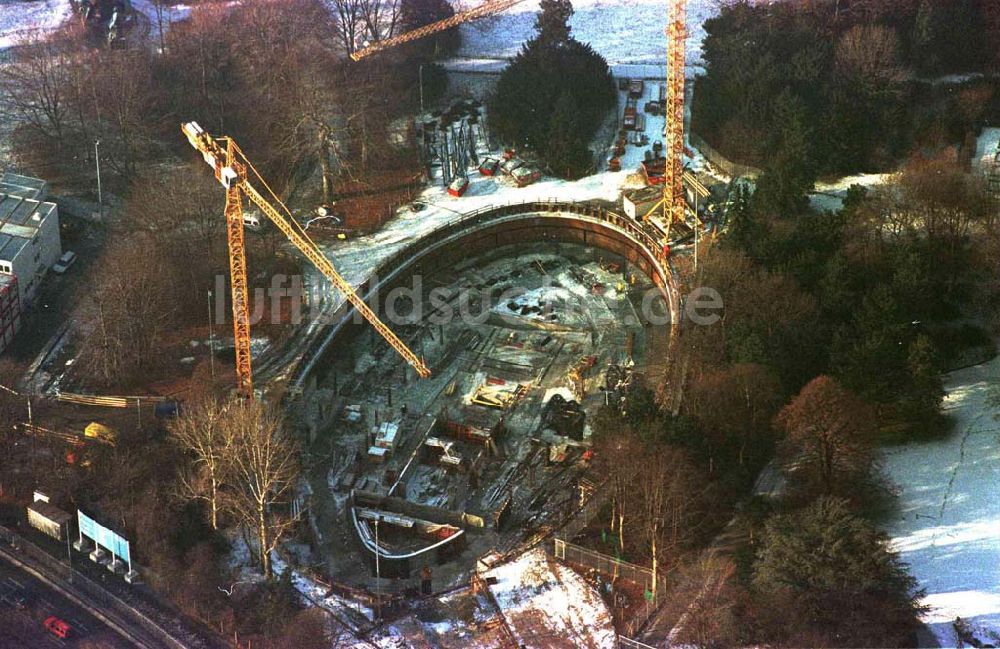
xmin=881 ymin=356 xmax=1000 ymax=647
xmin=455 ymin=0 xmax=720 ymax=72
xmin=974 ymin=127 xmax=1000 ymax=171
xmin=0 ymin=0 xmax=72 ymax=50
xmin=485 ymin=547 xmax=617 ymax=648
xmin=543 ymin=386 xmax=575 ymax=403
xmin=809 ymin=173 xmax=892 ymax=212
xmin=270 ymin=551 xmax=376 ymax=622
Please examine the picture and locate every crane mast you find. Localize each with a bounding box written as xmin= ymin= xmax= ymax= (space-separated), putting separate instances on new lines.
xmin=182 ymin=122 xmax=431 ymax=399
xmin=350 ymin=0 xmax=528 ymax=61
xmin=664 ymin=0 xmax=687 ymax=237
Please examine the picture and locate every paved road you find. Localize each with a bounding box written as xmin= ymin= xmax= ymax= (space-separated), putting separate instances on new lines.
xmin=0 ymin=553 xmax=132 ymax=647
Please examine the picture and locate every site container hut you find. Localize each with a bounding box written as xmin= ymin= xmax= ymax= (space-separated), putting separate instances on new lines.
xmin=26 ymin=501 xmax=72 ymax=542
xmin=500 ymin=157 xmax=523 ymax=176
xmin=438 ymin=406 xmax=504 ymax=449
xmin=623 ymin=186 xmax=663 ymax=220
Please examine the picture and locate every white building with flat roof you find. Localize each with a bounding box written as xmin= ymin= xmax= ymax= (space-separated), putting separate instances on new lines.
xmin=0 ymin=174 xmax=61 ymax=354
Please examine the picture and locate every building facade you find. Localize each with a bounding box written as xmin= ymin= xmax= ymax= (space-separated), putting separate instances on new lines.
xmin=0 ymin=173 xmax=61 ymax=354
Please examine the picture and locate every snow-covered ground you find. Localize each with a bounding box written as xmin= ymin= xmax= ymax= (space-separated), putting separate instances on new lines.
xmin=974 ymin=127 xmax=1000 ymax=171
xmin=0 ymin=0 xmax=190 ymax=52
xmin=808 ymin=172 xmax=893 ymax=212
xmin=485 ymin=547 xmax=617 ymax=648
xmin=455 ymin=0 xmax=720 ymax=72
xmin=0 ymin=0 xmax=72 ymax=50
xmin=882 ymin=356 xmax=1000 ymax=647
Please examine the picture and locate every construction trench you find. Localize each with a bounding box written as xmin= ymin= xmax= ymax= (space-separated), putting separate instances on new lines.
xmin=290 ymin=207 xmax=676 ymax=594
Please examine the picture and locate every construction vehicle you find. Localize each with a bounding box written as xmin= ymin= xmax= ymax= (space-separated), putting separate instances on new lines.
xmin=567 ymin=355 xmax=597 ymax=401
xmin=181 ymin=122 xmax=430 ymax=398
xmin=84 ymin=422 xmax=117 ymax=446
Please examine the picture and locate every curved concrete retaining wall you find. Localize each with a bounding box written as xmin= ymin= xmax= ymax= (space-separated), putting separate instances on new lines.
xmin=292 ymin=200 xmax=678 ymax=393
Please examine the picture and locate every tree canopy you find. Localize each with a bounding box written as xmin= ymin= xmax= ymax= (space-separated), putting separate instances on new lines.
xmin=488 ymin=0 xmax=614 ymax=178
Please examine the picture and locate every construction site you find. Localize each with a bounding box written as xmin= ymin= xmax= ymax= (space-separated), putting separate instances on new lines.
xmin=0 ymin=0 xmax=736 ymax=645
xmin=297 ymin=238 xmax=661 ymax=585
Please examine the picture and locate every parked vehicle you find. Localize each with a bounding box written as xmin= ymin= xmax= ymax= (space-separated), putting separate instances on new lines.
xmin=633 ymin=113 xmax=646 ymax=133
xmin=447 ymin=176 xmax=470 ymax=197
xmin=623 ymin=97 xmax=638 ymax=130
xmin=511 ymin=166 xmax=541 ymax=187
xmin=628 ymin=79 xmax=644 ymax=99
xmin=52 ymin=251 xmax=77 ymax=274
xmin=43 ymin=616 xmax=72 ymax=639
xmin=478 ymin=157 xmax=499 ymax=176
xmin=500 ymin=157 xmax=524 ymax=175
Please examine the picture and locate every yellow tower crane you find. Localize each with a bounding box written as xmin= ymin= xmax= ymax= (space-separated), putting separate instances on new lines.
xmin=639 ymin=0 xmax=689 ymax=243
xmin=181 ymin=122 xmax=431 ymax=399
xmin=349 ymin=0 xmax=530 ymax=61
xmin=664 ymin=0 xmax=687 ymax=236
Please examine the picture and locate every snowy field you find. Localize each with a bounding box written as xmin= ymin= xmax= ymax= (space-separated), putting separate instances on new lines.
xmin=882 ymin=356 xmax=1000 ymax=647
xmin=0 ymin=0 xmax=189 ymax=52
xmin=0 ymin=0 xmax=72 ymax=50
xmin=808 ymin=172 xmax=893 ymax=212
xmin=455 ymin=0 xmax=721 ymax=72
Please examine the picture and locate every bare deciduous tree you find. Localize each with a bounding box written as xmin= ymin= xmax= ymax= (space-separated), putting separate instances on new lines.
xmin=80 ymin=234 xmax=176 ymax=386
xmin=222 ymin=399 xmax=300 ymax=578
xmin=639 ymin=446 xmax=713 ymax=596
xmin=169 ymin=397 xmax=231 ymax=530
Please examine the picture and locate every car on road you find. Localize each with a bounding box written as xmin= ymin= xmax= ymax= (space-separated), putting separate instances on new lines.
xmin=52 ymin=251 xmax=77 ymax=274
xmin=43 ymin=615 xmax=72 ymax=639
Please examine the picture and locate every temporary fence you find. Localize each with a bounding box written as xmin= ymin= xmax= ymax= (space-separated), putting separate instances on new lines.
xmin=552 ymin=538 xmax=668 ymax=602
xmin=551 ymin=537 xmax=670 ymax=637
xmin=618 ymin=635 xmax=659 ymax=649
xmin=689 ymin=133 xmax=761 ymax=180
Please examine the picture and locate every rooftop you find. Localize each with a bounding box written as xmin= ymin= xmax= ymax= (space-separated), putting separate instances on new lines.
xmin=0 ymin=192 xmax=56 ymax=263
xmin=0 ymin=172 xmax=47 ymax=201
xmin=27 ymin=500 xmax=73 ymax=524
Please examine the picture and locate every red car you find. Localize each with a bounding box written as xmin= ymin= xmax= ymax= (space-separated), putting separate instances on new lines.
xmin=43 ymin=616 xmax=72 ymax=640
